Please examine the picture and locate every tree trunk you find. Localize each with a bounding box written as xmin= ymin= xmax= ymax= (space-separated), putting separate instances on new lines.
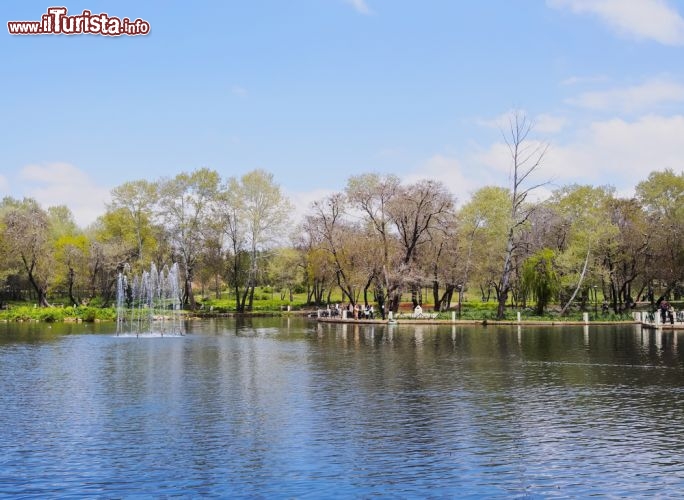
xmin=363 ymin=274 xmax=373 ymax=307
xmin=306 ymin=282 xmax=313 ymax=304
xmin=184 ymin=266 xmax=196 ymax=310
xmin=28 ymin=272 xmax=50 ymax=307
xmin=432 ymin=279 xmax=441 ymax=312
xmin=239 ymin=285 xmax=249 ymax=312
xmin=437 ymin=284 xmax=454 ymax=311
xmin=67 ymin=267 xmax=78 ymax=306
xmin=247 ymin=284 xmax=255 ymax=311
xmin=234 ymin=278 xmax=241 ymax=312
xmin=497 ymin=230 xmax=515 ymax=319
xmin=411 ymin=287 xmax=419 ymax=308
xmin=314 ymin=280 xmax=324 ymax=305
xmin=560 ymin=248 xmax=590 ymax=316
xmin=22 ymin=257 xmax=51 ymax=307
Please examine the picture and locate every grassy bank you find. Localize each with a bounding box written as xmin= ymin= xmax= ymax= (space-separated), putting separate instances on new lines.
xmin=0 ymin=293 xmax=645 ymax=324
xmin=0 ymin=305 xmax=116 ymax=323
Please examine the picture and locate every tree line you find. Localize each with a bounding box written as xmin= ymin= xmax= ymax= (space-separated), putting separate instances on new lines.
xmin=1 ymin=126 xmax=682 ymax=319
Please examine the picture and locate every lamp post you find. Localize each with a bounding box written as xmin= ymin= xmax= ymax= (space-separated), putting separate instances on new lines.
xmin=593 ymin=285 xmax=598 ymax=317
xmin=457 ymin=284 xmax=462 ymax=318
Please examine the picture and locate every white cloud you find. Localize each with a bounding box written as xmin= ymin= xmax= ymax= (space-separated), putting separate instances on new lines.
xmin=345 ymin=0 xmax=372 ymax=15
xmin=561 ymin=75 xmax=609 ymax=86
xmin=291 ymin=112 xmax=684 ymax=224
xmin=543 ymin=115 xmax=684 ymax=192
xmin=473 ymin=140 xmax=551 ymax=186
xmin=548 ymin=0 xmax=684 ymax=45
xmin=535 ymin=114 xmax=568 ymax=134
xmin=18 ymin=163 xmax=110 ymax=227
xmin=470 ymin=114 xmax=684 ymax=199
xmin=284 ymin=187 xmax=335 ymax=226
xmin=476 ymin=110 xmax=516 ymax=130
xmin=403 ymin=155 xmax=486 ymax=206
xmin=567 ymin=77 xmax=684 ymax=113
xmin=477 ymin=109 xmax=565 ymax=134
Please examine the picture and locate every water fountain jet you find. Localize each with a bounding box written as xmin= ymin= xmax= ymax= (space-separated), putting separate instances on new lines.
xmin=116 ymin=263 xmax=184 ymax=337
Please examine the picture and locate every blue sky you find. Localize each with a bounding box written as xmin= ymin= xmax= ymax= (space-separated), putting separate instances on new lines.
xmin=2 ymin=0 xmax=684 ymax=226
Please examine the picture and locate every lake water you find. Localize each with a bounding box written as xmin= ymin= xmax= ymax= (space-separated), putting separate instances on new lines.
xmin=1 ymin=318 xmax=683 ymax=498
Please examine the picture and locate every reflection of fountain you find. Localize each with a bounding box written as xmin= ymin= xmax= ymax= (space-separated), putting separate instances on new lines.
xmin=116 ymin=263 xmax=184 ymax=337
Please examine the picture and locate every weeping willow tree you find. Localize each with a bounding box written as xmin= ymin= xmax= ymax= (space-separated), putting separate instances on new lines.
xmin=521 ymin=248 xmax=560 ymax=315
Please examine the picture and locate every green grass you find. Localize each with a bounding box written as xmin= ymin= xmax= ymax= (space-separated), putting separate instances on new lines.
xmin=197 ymin=289 xmax=306 ymax=314
xmin=0 ymin=288 xmax=642 ymax=323
xmin=0 ymin=305 xmax=116 ymax=323
xmin=396 ymin=300 xmax=635 ymax=322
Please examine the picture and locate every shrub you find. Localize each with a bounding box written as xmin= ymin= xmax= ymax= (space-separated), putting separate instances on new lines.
xmin=38 ymin=309 xmax=63 ymax=323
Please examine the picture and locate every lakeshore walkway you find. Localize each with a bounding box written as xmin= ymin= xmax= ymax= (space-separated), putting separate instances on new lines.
xmin=314 ymin=310 xmax=684 ymax=330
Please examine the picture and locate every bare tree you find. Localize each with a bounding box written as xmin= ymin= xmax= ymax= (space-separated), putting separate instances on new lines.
xmin=387 ymin=179 xmax=454 ymax=312
xmin=1 ymin=198 xmax=54 ymax=307
xmin=346 ymin=173 xmax=400 ymax=314
xmin=496 ymin=111 xmax=549 ymax=320
xmin=304 ymin=193 xmax=366 ymax=305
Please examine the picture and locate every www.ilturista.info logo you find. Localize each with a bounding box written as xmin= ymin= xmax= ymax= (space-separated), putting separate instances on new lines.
xmin=7 ymin=7 xmax=150 ymax=36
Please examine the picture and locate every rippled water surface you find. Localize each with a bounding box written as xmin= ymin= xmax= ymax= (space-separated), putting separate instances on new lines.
xmin=1 ymin=318 xmax=684 ymax=498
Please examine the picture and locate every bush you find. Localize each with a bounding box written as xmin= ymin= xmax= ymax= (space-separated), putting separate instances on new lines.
xmin=77 ymin=307 xmax=99 ymax=322
xmin=38 ymin=309 xmax=63 ymax=323
xmin=0 ymin=305 xmax=117 ymax=323
xmin=1 ymin=306 xmax=36 ymax=322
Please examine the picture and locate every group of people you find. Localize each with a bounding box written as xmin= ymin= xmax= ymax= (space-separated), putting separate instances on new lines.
xmin=660 ymin=300 xmax=676 ymax=325
xmin=325 ymin=303 xmax=376 ymax=320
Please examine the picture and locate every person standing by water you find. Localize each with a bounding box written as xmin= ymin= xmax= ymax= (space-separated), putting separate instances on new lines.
xmin=660 ymin=300 xmax=674 ymax=324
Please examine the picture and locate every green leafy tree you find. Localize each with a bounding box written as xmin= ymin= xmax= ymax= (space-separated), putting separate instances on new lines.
xmin=239 ymin=170 xmax=293 ymax=311
xmin=549 ymin=185 xmax=618 ymax=314
xmin=521 ymin=248 xmax=560 ymax=315
xmin=215 ymin=170 xmax=292 ymax=312
xmin=457 ymin=186 xmax=511 ymax=303
xmin=267 ymin=247 xmax=303 ymax=303
xmin=49 ymin=206 xmax=90 ymax=305
xmin=54 ymin=233 xmax=89 ymax=306
xmin=108 ymin=180 xmax=159 ymax=268
xmin=158 ymin=168 xmax=220 ymax=309
xmin=635 ymin=169 xmax=684 ymax=301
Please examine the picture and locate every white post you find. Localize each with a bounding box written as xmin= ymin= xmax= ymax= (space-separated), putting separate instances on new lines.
xmin=389 ymin=311 xmax=393 ymax=321
xmin=655 ymin=311 xmax=661 ymax=327
xmin=342 ymin=310 xmax=347 ymax=319
xmin=452 ymin=311 xmax=455 ymax=321
xmin=583 ymin=312 xmax=589 ymax=324
xmin=517 ymin=311 xmax=521 ymax=323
